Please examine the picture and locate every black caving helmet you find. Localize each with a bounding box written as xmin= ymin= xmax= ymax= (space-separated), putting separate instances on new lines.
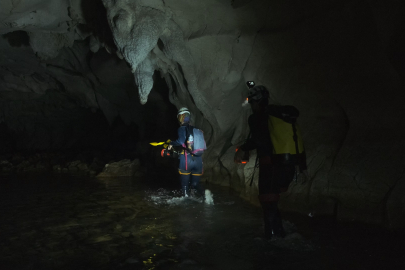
xmin=247 ymin=85 xmax=269 ymax=104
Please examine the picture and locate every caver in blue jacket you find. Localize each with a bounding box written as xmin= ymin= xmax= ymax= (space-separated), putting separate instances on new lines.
xmin=169 ymin=122 xmax=204 ymax=197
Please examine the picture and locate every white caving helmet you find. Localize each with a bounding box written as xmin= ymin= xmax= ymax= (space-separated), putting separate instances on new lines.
xmin=177 ymin=107 xmax=190 ymax=117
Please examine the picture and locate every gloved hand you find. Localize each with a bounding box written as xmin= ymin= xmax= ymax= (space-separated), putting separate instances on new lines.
xmin=234 ymin=148 xmax=246 ymax=164
xmin=167 ymin=144 xmax=173 ymax=150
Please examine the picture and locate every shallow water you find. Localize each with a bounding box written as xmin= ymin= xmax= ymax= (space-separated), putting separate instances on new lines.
xmin=0 ymin=173 xmax=404 ymax=270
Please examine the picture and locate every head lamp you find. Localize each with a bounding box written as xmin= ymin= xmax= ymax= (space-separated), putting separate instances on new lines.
xmin=246 ymin=81 xmax=255 ymax=89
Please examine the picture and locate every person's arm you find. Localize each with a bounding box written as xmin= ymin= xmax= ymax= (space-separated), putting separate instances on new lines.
xmin=240 ymin=138 xmax=256 ymax=152
xmin=169 ymin=126 xmax=186 ymax=148
xmin=240 ymin=116 xmax=257 ymax=151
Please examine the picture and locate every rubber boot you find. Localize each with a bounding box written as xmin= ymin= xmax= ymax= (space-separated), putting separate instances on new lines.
xmin=272 ymin=210 xmax=286 ymax=238
xmin=182 ymin=186 xmax=189 ymax=197
xmin=262 ymin=201 xmax=285 ymax=239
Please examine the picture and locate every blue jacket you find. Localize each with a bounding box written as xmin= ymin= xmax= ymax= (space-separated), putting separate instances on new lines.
xmin=170 ymin=124 xmax=189 ymax=148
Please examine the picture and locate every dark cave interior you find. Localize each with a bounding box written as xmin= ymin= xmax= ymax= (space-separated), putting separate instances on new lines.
xmin=1 ymin=0 xmax=405 ymax=269
xmin=0 ymin=34 xmax=180 ymax=176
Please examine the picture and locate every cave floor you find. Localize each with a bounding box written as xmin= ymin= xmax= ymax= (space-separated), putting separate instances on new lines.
xmin=0 ymin=174 xmax=404 ymax=270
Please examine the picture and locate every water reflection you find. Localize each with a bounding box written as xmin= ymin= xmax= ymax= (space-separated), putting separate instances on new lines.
xmin=0 ymin=174 xmax=403 ymax=270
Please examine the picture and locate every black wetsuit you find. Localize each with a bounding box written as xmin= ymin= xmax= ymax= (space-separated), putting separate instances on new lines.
xmin=240 ymin=108 xmax=297 ymax=239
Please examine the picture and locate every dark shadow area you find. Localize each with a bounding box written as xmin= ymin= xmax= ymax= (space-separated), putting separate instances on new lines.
xmin=85 ymin=47 xmax=180 ymax=181
xmin=140 ymin=71 xmax=181 ymax=185
xmin=0 ymin=122 xmax=15 ymax=153
xmin=388 ymin=19 xmax=405 ymax=81
xmin=2 ymin=31 xmax=30 ymax=47
xmin=108 ymin=117 xmax=138 ymax=155
xmin=157 ymin=38 xmax=165 ymax=51
xmin=283 ymin=212 xmax=405 ymax=270
xmin=80 ymin=0 xmax=117 ymax=51
xmin=0 ymin=66 xmax=180 ymax=182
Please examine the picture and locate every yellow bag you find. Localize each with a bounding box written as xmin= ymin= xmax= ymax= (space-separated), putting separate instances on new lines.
xmin=267 ymin=114 xmax=304 ymax=155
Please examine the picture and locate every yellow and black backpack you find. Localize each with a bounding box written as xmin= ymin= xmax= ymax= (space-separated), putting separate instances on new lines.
xmin=267 ymin=105 xmax=304 ymax=159
xmin=247 ymin=104 xmax=307 ymax=187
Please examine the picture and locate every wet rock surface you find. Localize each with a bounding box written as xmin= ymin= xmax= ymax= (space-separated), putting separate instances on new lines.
xmin=0 ymin=174 xmax=404 ymax=270
xmin=0 ymin=152 xmax=142 ymax=177
xmin=97 ymin=159 xmax=142 ymax=178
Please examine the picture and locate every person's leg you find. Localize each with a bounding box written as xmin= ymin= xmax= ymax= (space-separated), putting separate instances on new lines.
xmin=258 ymin=157 xmax=273 ymax=196
xmin=278 ymin=164 xmax=295 ymax=192
xmin=189 ymin=156 xmax=204 ymax=198
xmin=180 ymin=173 xmax=191 ymax=197
xmin=261 ymin=164 xmax=294 ymax=237
xmin=260 ymin=202 xmax=273 ymax=239
xmin=258 ymin=158 xmax=276 ymax=238
xmin=179 ymin=154 xmax=191 ymax=197
xmin=265 ymin=165 xmax=289 ymax=238
xmin=190 ymin=174 xmax=204 ymax=196
xmin=271 ymin=201 xmax=286 ymax=238
xmin=261 ymin=201 xmax=285 ymax=239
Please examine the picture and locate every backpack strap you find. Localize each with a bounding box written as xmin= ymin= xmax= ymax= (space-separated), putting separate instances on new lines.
xmin=292 ymin=122 xmax=300 ymax=181
xmin=292 ymin=123 xmax=299 ymax=156
xmin=267 ymin=105 xmax=299 ymax=123
xmin=183 ymin=125 xmax=195 ymax=156
xmin=184 ymin=125 xmax=189 ymax=145
xmin=188 ymin=125 xmax=194 ymax=138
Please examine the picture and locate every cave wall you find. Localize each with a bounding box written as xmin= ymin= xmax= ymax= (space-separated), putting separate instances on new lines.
xmin=0 ymin=24 xmax=178 ymax=156
xmin=1 ymin=0 xmax=404 ymax=227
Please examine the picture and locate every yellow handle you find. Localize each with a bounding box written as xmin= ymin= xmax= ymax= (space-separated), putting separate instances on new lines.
xmin=163 ymin=139 xmax=171 ymax=149
xmin=150 ymin=142 xmax=164 ymax=146
xmin=150 ymin=139 xmax=171 ymax=148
